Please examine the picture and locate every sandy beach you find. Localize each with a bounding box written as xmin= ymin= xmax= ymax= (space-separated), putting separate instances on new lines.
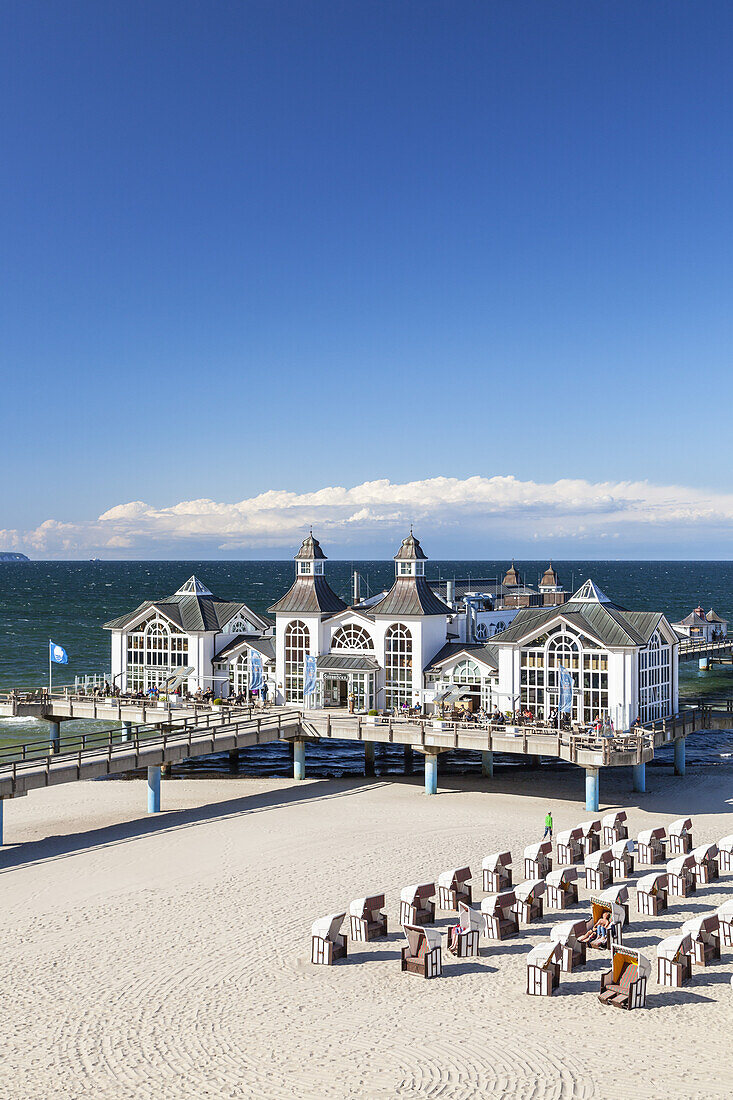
xmin=0 ymin=762 xmax=731 ymax=1100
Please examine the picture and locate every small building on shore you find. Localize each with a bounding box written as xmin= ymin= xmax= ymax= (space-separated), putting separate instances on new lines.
xmin=672 ymin=606 xmax=728 ymax=642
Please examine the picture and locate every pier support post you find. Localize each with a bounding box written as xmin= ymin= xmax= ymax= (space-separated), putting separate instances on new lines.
xmin=122 ymin=721 xmax=132 ymax=743
xmin=699 ymin=657 xmax=709 ymax=671
xmin=48 ymin=720 xmax=60 ymax=754
xmin=293 ymin=740 xmax=305 ymax=781
xmin=147 ymin=766 xmax=161 ymax=813
xmin=674 ymin=737 xmax=686 ymax=777
xmin=481 ymin=750 xmax=494 ymax=778
xmin=404 ymin=744 xmax=413 ymax=773
xmin=364 ymin=741 xmax=375 ymax=776
xmin=0 ymin=799 xmax=4 ymax=846
xmin=228 ymin=750 xmax=239 ymax=773
xmin=632 ymin=761 xmax=646 ymax=794
xmin=585 ymin=767 xmax=600 ymax=813
xmin=425 ymin=753 xmax=438 ymax=796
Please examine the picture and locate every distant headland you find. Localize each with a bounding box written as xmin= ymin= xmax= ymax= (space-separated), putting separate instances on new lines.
xmin=0 ymin=552 xmax=29 ymax=562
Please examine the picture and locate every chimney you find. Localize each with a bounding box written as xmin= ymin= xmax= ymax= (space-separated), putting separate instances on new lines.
xmin=446 ymin=579 xmax=455 ymax=606
xmin=353 ymin=570 xmax=361 ymax=605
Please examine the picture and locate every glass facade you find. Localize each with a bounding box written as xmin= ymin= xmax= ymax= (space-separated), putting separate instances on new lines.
xmin=639 ymin=630 xmax=672 ymax=723
xmin=284 ymin=620 xmax=310 ymax=702
xmin=125 ymin=617 xmax=188 ymax=693
xmin=385 ymin=623 xmax=412 ymax=710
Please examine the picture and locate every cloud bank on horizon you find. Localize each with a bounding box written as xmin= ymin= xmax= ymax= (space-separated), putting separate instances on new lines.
xmin=3 ymin=474 xmax=733 ymax=558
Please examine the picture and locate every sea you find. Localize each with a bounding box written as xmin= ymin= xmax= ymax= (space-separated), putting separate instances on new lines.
xmin=1 ymin=559 xmax=732 ymax=778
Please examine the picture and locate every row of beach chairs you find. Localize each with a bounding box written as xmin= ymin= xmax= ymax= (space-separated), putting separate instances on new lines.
xmin=657 ymin=900 xmax=733 ymax=986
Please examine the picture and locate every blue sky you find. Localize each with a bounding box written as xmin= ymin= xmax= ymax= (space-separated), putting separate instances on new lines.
xmin=3 ymin=2 xmax=733 ymax=558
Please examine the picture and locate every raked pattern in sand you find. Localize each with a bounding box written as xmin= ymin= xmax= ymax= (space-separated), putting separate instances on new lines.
xmin=0 ymin=763 xmax=731 ymax=1099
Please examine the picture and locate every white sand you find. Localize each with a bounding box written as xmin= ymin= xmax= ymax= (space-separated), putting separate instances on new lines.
xmin=0 ymin=763 xmax=732 ymax=1099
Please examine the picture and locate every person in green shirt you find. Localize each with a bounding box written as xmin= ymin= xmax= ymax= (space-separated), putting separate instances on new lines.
xmin=543 ymin=811 xmax=553 ymax=839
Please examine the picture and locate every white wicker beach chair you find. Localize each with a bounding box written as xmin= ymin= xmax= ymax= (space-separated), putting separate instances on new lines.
xmin=400 ymin=924 xmax=442 ymax=978
xmin=311 ymin=912 xmax=348 ymax=965
xmin=598 ymin=884 xmax=630 ymax=927
xmin=599 ymin=946 xmax=651 ymax=1010
xmin=556 ymin=826 xmax=584 ymax=866
xmin=636 ymin=871 xmax=668 ymax=916
xmin=656 ymin=932 xmax=693 ymax=988
xmin=578 ymin=819 xmax=602 ymax=856
xmin=668 ymin=817 xmax=693 ymax=856
xmin=637 ymin=826 xmax=666 ymax=866
xmin=523 ymin=840 xmax=552 ymax=879
xmin=602 ymin=811 xmax=629 ymax=846
xmin=691 ymin=842 xmax=720 ymax=885
xmin=550 ymin=918 xmax=587 ymax=972
xmin=611 ymin=838 xmax=635 ymax=880
xmin=716 ymin=899 xmax=733 ymax=948
xmin=447 ymin=901 xmax=483 ymax=957
xmin=526 ymin=940 xmax=561 ymax=996
xmin=481 ymin=850 xmax=512 ymax=893
xmin=585 ymin=848 xmax=614 ymax=892
xmin=481 ymin=890 xmax=519 ymax=940
xmin=682 ymin=914 xmax=721 ymax=967
xmin=399 ymin=882 xmax=435 ymax=926
xmin=584 ymin=897 xmax=625 ymax=950
xmin=349 ymin=894 xmax=388 ymax=942
xmin=545 ymin=867 xmax=580 ymax=910
xmin=437 ymin=867 xmax=472 ymax=912
xmin=667 ymin=854 xmax=697 ymax=898
xmin=717 ymin=834 xmax=733 ymax=874
xmin=514 ymin=878 xmax=546 ymax=924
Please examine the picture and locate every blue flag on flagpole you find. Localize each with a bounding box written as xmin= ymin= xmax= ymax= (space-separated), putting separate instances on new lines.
xmin=50 ymin=641 xmax=68 ymax=665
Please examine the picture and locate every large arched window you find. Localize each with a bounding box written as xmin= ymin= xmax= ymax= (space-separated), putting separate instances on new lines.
xmin=452 ymin=659 xmax=481 ymax=684
xmin=639 ymin=629 xmax=671 ymax=723
xmin=126 ymin=615 xmax=187 ymax=692
xmin=331 ymin=624 xmax=374 ymax=651
xmin=385 ymin=623 xmax=412 ymax=710
xmin=230 ymin=653 xmax=249 ymax=695
xmin=285 ymin=620 xmax=310 ymax=702
xmin=224 ymin=616 xmax=254 ymax=635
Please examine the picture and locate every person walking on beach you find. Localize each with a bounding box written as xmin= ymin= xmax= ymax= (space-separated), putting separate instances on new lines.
xmin=543 ymin=810 xmax=553 ymax=840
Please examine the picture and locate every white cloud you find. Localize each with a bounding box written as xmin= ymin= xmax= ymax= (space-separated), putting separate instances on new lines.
xmin=5 ymin=473 xmax=733 ymax=557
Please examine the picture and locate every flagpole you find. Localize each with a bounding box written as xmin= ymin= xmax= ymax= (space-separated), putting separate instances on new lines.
xmin=49 ymin=639 xmax=52 ymax=695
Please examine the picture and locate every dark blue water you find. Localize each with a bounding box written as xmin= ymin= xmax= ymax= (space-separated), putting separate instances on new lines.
xmin=1 ymin=560 xmax=731 ymax=776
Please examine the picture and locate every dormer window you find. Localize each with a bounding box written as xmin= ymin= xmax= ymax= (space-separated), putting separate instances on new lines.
xmin=415 ymin=561 xmax=424 ymax=576
xmin=399 ymin=562 xmax=412 ymax=576
xmin=299 ymin=561 xmax=312 ymax=575
xmin=314 ymin=560 xmax=324 ymax=575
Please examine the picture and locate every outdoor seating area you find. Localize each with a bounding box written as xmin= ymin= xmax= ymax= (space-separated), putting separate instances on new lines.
xmin=309 ymin=810 xmax=733 ymax=1009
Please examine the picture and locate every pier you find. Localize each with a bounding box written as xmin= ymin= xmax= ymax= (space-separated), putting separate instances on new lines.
xmin=0 ymin=691 xmax=719 ymax=844
xmin=678 ymin=636 xmax=733 ymax=669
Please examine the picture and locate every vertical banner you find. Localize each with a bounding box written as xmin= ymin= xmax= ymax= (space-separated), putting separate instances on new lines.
xmin=250 ymin=652 xmax=263 ymax=692
xmin=304 ymin=654 xmax=317 ymax=698
xmin=558 ymin=664 xmax=573 ymax=713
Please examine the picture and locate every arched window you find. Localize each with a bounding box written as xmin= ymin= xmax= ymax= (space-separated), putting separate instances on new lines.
xmin=452 ymin=659 xmax=481 ymax=683
xmin=493 ymin=621 xmax=507 ymax=635
xmin=639 ymin=630 xmax=670 ymax=723
xmin=331 ymin=624 xmax=374 ymax=651
xmin=475 ymin=622 xmax=488 ymax=642
xmin=230 ymin=653 xmax=249 ymax=695
xmin=285 ymin=620 xmax=310 ymax=702
xmin=385 ymin=623 xmax=412 ymax=711
xmin=125 ymin=615 xmax=187 ymax=692
xmin=224 ymin=616 xmax=254 ymax=635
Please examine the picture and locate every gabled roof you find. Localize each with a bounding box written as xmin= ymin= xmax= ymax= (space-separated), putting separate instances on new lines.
xmin=104 ymin=584 xmax=268 ymax=634
xmin=214 ymin=634 xmax=276 ymax=662
xmin=368 ymin=577 xmax=452 ymax=617
xmin=316 ymin=653 xmax=380 ymax=672
xmin=426 ymin=641 xmax=499 ymax=673
xmin=268 ymin=575 xmax=347 ymax=616
xmin=491 ymin=596 xmax=669 ymax=650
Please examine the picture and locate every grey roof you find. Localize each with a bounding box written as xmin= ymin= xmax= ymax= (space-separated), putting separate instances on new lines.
xmin=706 ymin=608 xmax=728 ymax=623
xmin=295 ymin=533 xmax=327 ymax=560
xmin=104 ymin=591 xmax=269 ymax=634
xmin=492 ymin=597 xmax=666 ymax=649
xmin=214 ymin=634 xmax=276 ymax=662
xmin=368 ymin=577 xmax=452 ymax=617
xmin=426 ymin=641 xmax=499 ymax=673
xmin=316 ymin=653 xmax=380 ymax=672
xmin=675 ymin=610 xmax=708 ymax=627
xmin=268 ymin=575 xmax=347 ymax=615
xmin=394 ymin=532 xmax=428 ymax=561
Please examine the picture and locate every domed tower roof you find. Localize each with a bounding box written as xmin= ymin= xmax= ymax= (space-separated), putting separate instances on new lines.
xmin=540 ymin=564 xmax=559 ymax=588
xmin=295 ymin=532 xmax=327 ymax=560
xmin=503 ymin=561 xmax=521 ymax=587
xmin=394 ymin=531 xmax=428 ymax=562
